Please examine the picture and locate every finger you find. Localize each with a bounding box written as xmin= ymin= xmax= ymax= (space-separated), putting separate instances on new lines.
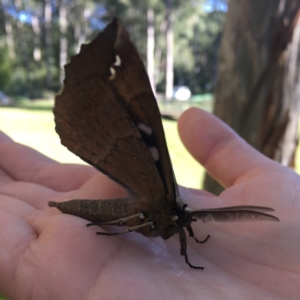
xmin=178 ymin=108 xmax=278 ymax=188
xmin=0 ymin=195 xmax=37 ymax=216
xmin=0 ymin=130 xmax=55 ymax=178
xmin=0 ymin=211 xmax=36 ymax=298
xmin=0 ymin=131 xmax=96 ymax=191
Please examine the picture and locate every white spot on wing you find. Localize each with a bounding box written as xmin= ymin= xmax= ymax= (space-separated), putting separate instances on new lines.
xmin=109 ymin=67 xmax=116 ymax=80
xmin=139 ymin=213 xmax=145 ymax=220
xmin=137 ymin=123 xmax=153 ymax=135
xmin=184 ymin=206 xmax=192 ymax=212
xmin=114 ymin=55 xmax=121 ymax=66
xmin=149 ymin=146 xmax=159 ymax=161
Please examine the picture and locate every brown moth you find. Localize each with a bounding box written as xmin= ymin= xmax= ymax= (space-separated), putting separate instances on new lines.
xmin=48 ymin=18 xmax=279 ymax=269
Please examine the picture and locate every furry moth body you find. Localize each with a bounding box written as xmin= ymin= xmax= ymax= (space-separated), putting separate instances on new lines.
xmin=49 ymin=18 xmax=279 ymax=269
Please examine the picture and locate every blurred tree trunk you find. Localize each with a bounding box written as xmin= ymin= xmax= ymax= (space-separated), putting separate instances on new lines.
xmin=31 ymin=14 xmax=41 ymax=62
xmin=0 ymin=6 xmax=15 ymax=59
xmin=147 ymin=8 xmax=156 ymax=94
xmin=74 ymin=6 xmax=89 ymax=53
xmin=12 ymin=0 xmax=29 ymax=72
xmin=0 ymin=2 xmax=14 ymax=59
xmin=165 ymin=0 xmax=173 ymax=100
xmin=58 ymin=0 xmax=68 ymax=84
xmin=0 ymin=2 xmax=5 ymax=34
xmin=44 ymin=0 xmax=53 ymax=88
xmin=204 ymin=0 xmax=300 ymax=195
xmin=154 ymin=19 xmax=166 ymax=89
xmin=278 ymin=18 xmax=300 ymax=168
xmin=192 ymin=24 xmax=201 ymax=93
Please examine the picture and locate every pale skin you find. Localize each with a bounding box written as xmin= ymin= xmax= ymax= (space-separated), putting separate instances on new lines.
xmin=0 ymin=107 xmax=299 ymax=299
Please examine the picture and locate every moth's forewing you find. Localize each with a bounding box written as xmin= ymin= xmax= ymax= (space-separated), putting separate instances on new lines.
xmin=54 ymin=19 xmax=169 ymax=200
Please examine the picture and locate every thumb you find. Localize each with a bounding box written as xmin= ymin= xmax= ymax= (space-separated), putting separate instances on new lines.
xmin=178 ymin=107 xmax=276 ymax=188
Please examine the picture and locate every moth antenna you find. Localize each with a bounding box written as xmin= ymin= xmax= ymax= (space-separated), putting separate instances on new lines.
xmin=186 ymin=225 xmax=210 ymax=244
xmin=95 ymin=221 xmax=154 ymax=236
xmin=191 ymin=209 xmax=279 ymax=222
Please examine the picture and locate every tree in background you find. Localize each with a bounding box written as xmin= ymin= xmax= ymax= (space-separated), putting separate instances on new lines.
xmin=147 ymin=7 xmax=155 ymax=93
xmin=165 ymin=0 xmax=173 ymax=100
xmin=204 ymin=0 xmax=300 ymax=194
xmin=0 ymin=0 xmax=225 ymax=98
xmin=0 ymin=0 xmax=100 ymax=96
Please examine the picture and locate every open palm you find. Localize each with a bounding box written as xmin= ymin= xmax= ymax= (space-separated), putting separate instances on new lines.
xmin=0 ymin=108 xmax=299 ymax=300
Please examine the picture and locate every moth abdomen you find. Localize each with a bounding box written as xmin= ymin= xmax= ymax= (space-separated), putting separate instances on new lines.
xmin=49 ymin=198 xmax=138 ymax=224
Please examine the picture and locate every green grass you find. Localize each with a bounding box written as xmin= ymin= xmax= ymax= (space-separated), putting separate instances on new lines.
xmin=163 ymin=120 xmax=204 ymax=188
xmin=0 ymin=103 xmax=204 ymax=189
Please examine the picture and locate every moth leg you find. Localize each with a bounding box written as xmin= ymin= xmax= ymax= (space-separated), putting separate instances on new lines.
xmin=96 ymin=221 xmax=154 ymax=236
xmin=179 ymin=228 xmax=204 ymax=270
xmin=186 ymin=225 xmax=210 ymax=244
xmin=86 ymin=213 xmax=144 ymax=227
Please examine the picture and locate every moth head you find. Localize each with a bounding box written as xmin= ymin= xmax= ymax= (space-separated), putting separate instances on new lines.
xmin=174 ymin=204 xmax=196 ymax=228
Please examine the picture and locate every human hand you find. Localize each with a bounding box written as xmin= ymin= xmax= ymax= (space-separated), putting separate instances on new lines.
xmin=0 ymin=108 xmax=299 ymax=299
xmin=178 ymin=108 xmax=299 ymax=299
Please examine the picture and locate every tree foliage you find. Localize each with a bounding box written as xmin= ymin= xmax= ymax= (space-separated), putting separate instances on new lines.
xmin=0 ymin=0 xmax=225 ymax=98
